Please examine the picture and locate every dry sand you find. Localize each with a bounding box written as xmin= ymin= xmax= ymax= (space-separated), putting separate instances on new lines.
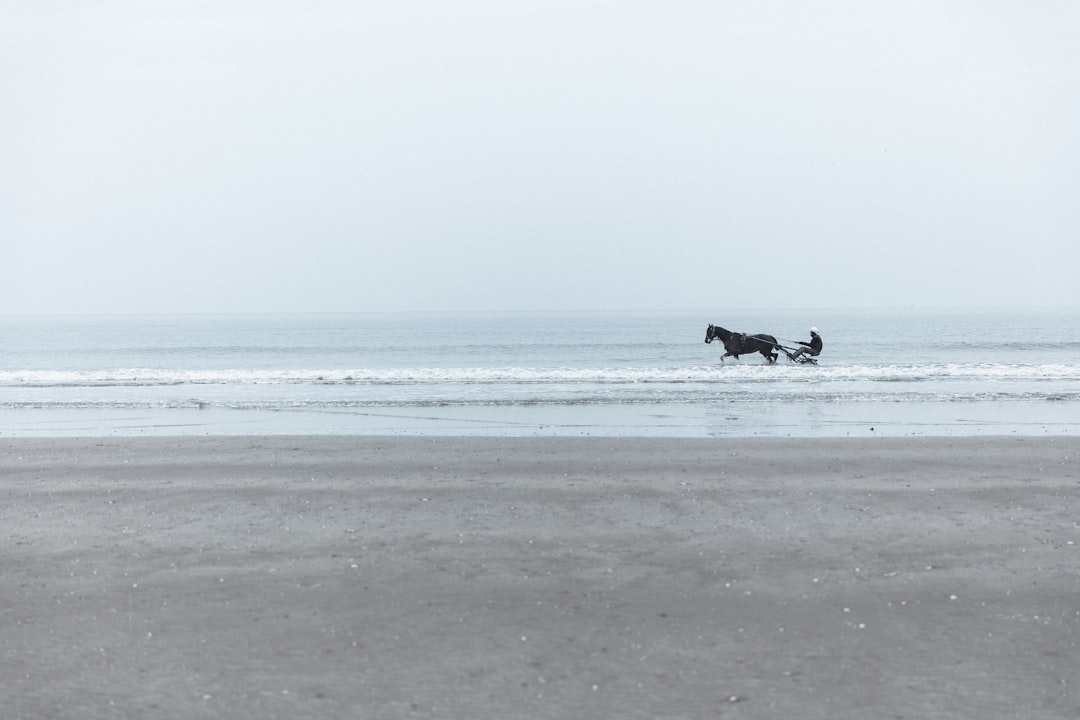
xmin=2 ymin=436 xmax=1079 ymax=719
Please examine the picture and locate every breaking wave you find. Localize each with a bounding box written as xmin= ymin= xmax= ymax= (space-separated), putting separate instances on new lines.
xmin=2 ymin=363 xmax=1078 ymax=410
xmin=2 ymin=363 xmax=1078 ymax=388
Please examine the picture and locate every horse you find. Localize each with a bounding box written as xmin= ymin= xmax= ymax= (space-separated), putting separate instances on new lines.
xmin=705 ymin=324 xmax=780 ymax=363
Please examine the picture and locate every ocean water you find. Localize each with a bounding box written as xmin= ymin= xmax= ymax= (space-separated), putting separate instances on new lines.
xmin=1 ymin=309 xmax=1078 ymax=437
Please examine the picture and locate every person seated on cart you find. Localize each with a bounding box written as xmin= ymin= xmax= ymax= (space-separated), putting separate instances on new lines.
xmin=791 ymin=327 xmax=822 ymax=361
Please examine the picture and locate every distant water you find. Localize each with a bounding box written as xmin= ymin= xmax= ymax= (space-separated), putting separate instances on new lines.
xmin=2 ymin=309 xmax=1078 ymax=437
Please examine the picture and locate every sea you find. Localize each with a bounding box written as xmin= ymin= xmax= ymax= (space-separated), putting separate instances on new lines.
xmin=1 ymin=309 xmax=1078 ymax=438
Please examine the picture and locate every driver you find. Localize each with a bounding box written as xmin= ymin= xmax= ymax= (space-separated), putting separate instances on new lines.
xmin=791 ymin=327 xmax=822 ymax=361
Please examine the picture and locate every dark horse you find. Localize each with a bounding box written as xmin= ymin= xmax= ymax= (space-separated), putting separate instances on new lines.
xmin=705 ymin=324 xmax=779 ymax=363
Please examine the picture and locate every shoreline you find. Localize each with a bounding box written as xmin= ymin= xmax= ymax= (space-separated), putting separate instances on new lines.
xmin=4 ymin=435 xmax=1079 ymax=719
xmin=3 ymin=398 xmax=1079 ymax=439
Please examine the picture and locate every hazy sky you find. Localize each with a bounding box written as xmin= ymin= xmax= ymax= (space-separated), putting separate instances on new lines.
xmin=3 ymin=1 xmax=1078 ymax=314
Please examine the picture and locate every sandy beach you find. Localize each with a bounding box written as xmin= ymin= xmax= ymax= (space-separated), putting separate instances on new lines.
xmin=2 ymin=436 xmax=1079 ymax=719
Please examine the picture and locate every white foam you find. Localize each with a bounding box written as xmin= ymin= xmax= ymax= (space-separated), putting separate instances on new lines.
xmin=2 ymin=362 xmax=1079 ymax=389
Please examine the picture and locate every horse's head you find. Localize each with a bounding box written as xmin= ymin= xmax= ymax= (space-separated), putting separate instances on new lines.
xmin=706 ymin=324 xmax=730 ymax=345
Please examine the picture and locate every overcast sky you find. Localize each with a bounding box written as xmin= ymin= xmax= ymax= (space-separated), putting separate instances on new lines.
xmin=2 ymin=1 xmax=1078 ymax=314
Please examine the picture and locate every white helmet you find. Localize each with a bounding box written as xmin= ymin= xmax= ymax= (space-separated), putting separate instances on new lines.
xmin=810 ymin=327 xmax=819 ymax=334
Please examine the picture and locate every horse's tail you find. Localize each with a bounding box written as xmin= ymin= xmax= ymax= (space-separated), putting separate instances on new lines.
xmin=763 ymin=334 xmax=780 ymax=361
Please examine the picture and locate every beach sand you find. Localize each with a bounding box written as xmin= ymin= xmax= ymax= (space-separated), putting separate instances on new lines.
xmin=3 ymin=436 xmax=1079 ymax=719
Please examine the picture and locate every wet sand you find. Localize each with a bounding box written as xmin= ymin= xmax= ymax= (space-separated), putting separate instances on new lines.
xmin=3 ymin=436 xmax=1079 ymax=719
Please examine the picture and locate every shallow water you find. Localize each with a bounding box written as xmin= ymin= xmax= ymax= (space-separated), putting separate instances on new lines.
xmin=2 ymin=309 xmax=1078 ymax=437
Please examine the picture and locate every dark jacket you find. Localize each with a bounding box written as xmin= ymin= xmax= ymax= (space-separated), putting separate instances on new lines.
xmin=800 ymin=333 xmax=823 ymax=355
